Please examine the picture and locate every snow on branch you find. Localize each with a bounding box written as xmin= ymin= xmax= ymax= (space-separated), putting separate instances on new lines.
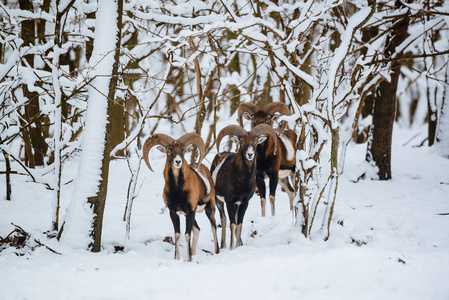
xmin=132 ymin=10 xmax=226 ymax=25
xmin=327 ymin=5 xmax=375 ymax=121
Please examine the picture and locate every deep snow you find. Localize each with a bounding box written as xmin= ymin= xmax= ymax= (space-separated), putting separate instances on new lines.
xmin=1 ymin=125 xmax=449 ymax=300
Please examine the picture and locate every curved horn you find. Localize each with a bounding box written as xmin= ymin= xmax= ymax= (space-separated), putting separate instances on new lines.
xmin=178 ymin=133 xmax=205 ymax=165
xmin=216 ymin=125 xmax=247 ymax=153
xmin=238 ymin=102 xmax=259 ymax=126
xmin=142 ymin=134 xmax=174 ymax=172
xmin=264 ymin=102 xmax=290 ymax=116
xmin=251 ymin=124 xmax=277 ymax=149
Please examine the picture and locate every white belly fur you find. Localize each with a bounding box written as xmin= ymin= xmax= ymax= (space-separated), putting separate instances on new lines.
xmin=278 ymin=169 xmax=291 ymax=178
xmin=196 ymin=204 xmax=206 ymax=213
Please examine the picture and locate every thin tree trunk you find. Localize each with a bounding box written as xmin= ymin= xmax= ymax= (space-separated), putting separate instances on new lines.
xmin=51 ymin=0 xmax=73 ymax=232
xmin=3 ymin=150 xmax=11 ymax=201
xmin=20 ymin=0 xmax=47 ymax=167
xmin=367 ymin=5 xmax=409 ymax=180
xmin=427 ymin=83 xmax=438 ymax=146
xmin=299 ymin=182 xmax=308 ymax=237
xmin=294 ymin=126 xmax=308 ymax=237
xmin=51 ymin=46 xmax=62 ymax=232
xmin=37 ymin=0 xmax=51 ymax=43
xmin=110 ymin=96 xmax=125 ymax=157
xmin=435 ymin=63 xmax=449 ymax=157
xmin=323 ymin=126 xmax=339 ymax=241
xmin=425 ymin=0 xmax=438 ymax=146
xmin=190 ymin=37 xmax=206 ymax=163
xmin=368 ymin=79 xmax=396 ymax=180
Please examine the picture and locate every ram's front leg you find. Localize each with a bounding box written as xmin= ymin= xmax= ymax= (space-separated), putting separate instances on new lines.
xmin=191 ymin=220 xmax=200 ymax=256
xmin=269 ymin=172 xmax=279 ymax=216
xmin=216 ymin=197 xmax=227 ymax=249
xmin=226 ymin=201 xmax=237 ymax=250
xmin=169 ymin=210 xmax=181 ymax=260
xmin=256 ymin=174 xmax=267 ymax=217
xmin=205 ymin=202 xmax=220 ymax=254
xmin=236 ymin=201 xmax=249 ymax=247
xmin=185 ymin=212 xmax=196 ymax=262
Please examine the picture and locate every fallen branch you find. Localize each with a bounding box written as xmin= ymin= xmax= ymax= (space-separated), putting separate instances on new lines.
xmin=0 ymin=223 xmax=61 ymax=255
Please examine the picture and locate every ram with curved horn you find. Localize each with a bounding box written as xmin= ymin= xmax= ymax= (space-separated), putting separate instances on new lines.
xmin=210 ymin=124 xmax=276 ymax=249
xmin=142 ymin=132 xmax=219 ymax=262
xmin=238 ymin=102 xmax=290 ymax=128
xmin=238 ymin=102 xmax=297 ymax=217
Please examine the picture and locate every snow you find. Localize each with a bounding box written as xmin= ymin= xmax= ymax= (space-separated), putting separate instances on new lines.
xmin=1 ymin=125 xmax=449 ymax=299
xmin=133 ymin=10 xmax=225 ymax=25
xmin=327 ymin=6 xmax=372 ymax=119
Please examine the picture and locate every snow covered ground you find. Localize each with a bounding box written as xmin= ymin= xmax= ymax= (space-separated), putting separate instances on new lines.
xmin=1 ymin=126 xmax=449 ymax=300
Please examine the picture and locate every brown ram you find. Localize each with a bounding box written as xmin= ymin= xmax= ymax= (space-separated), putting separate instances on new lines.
xmin=211 ymin=124 xmax=276 ymax=249
xmin=238 ymin=102 xmax=297 ymax=217
xmin=142 ymin=133 xmax=219 ymax=261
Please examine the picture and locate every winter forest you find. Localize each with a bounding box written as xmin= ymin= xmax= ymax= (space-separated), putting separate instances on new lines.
xmin=1 ymin=0 xmax=449 ymax=299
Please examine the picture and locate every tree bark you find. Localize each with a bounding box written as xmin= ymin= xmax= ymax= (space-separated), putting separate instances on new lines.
xmin=367 ymin=5 xmax=409 ymax=180
xmin=37 ymin=0 xmax=51 ymax=44
xmin=425 ymin=0 xmax=438 ymax=146
xmin=20 ymin=0 xmax=48 ymax=167
xmin=59 ymin=0 xmax=122 ymax=251
xmin=190 ymin=37 xmax=206 ymax=164
xmin=109 ymin=96 xmax=125 ymax=157
xmin=3 ymin=150 xmax=11 ymax=200
xmin=87 ymin=0 xmax=123 ymax=252
xmin=435 ymin=64 xmax=449 ymax=157
xmin=427 ymin=83 xmax=438 ymax=146
xmin=51 ymin=0 xmax=75 ymax=233
xmin=323 ymin=126 xmax=339 ymax=241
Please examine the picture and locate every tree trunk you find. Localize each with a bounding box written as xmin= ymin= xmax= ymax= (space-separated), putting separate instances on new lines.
xmin=20 ymin=0 xmax=47 ymax=167
xmin=87 ymin=0 xmax=123 ymax=252
xmin=427 ymin=82 xmax=438 ymax=146
xmin=190 ymin=37 xmax=206 ymax=164
xmin=323 ymin=126 xmax=339 ymax=241
xmin=60 ymin=0 xmax=122 ymax=252
xmin=367 ymin=79 xmax=396 ymax=180
xmin=51 ymin=0 xmax=74 ymax=233
xmin=3 ymin=150 xmax=11 ymax=201
xmin=366 ymin=5 xmax=409 ymax=180
xmin=425 ymin=0 xmax=438 ymax=146
xmin=37 ymin=0 xmax=51 ymax=44
xmin=109 ymin=96 xmax=125 ymax=157
xmin=435 ymin=64 xmax=449 ymax=157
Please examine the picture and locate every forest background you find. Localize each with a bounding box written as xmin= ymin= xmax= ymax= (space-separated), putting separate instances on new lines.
xmin=0 ymin=0 xmax=449 ymax=299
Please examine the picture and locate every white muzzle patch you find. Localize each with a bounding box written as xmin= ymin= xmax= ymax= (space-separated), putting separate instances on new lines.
xmin=245 ymin=146 xmax=255 ymax=161
xmin=173 ymin=155 xmax=182 ymax=168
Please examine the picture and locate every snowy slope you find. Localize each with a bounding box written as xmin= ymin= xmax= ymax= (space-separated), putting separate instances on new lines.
xmin=0 ymin=125 xmax=449 ymax=300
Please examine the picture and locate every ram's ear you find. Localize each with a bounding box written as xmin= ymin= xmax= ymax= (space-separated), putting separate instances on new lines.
xmin=184 ymin=144 xmax=194 ymax=153
xmin=156 ymin=145 xmax=166 ymax=153
xmin=230 ymin=136 xmax=240 ymax=144
xmin=242 ymin=112 xmax=253 ymax=121
xmin=257 ymin=134 xmax=268 ymax=144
